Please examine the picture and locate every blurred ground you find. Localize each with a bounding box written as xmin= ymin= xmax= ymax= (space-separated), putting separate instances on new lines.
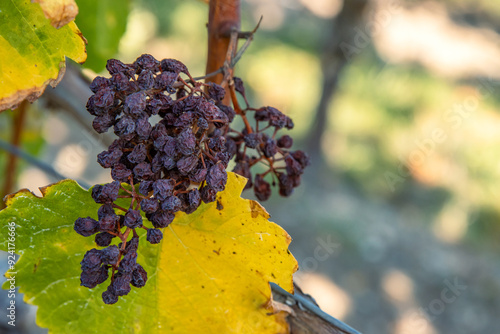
xmin=1 ymin=0 xmax=500 ymax=333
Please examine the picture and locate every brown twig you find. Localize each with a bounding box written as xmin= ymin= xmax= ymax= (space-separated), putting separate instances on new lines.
xmin=2 ymin=100 xmax=28 ymax=206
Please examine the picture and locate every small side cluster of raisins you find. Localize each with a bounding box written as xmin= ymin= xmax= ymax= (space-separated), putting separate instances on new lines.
xmin=226 ymin=77 xmax=310 ymax=201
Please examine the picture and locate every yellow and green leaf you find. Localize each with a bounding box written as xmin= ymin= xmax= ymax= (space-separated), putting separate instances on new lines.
xmin=0 ymin=0 xmax=86 ymax=112
xmin=33 ymin=0 xmax=79 ymax=29
xmin=0 ymin=172 xmax=297 ymax=333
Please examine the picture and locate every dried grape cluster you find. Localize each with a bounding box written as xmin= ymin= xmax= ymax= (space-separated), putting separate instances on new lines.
xmin=74 ymin=54 xmax=309 ymax=304
xmin=226 ymin=77 xmax=310 ymax=200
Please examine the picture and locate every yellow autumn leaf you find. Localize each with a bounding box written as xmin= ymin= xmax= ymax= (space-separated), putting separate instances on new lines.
xmin=0 ymin=172 xmax=297 ymax=333
xmin=156 ymin=172 xmax=297 ymax=333
xmin=33 ymin=0 xmax=79 ymax=29
xmin=0 ymin=0 xmax=86 ymax=112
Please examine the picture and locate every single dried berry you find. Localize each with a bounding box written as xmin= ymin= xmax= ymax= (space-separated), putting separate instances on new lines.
xmin=74 ymin=217 xmax=99 ymax=237
xmin=141 ymin=198 xmax=159 ymax=214
xmin=277 ymin=135 xmax=293 ymax=149
xmin=131 ymin=264 xmax=148 ymax=288
xmin=206 ymin=162 xmax=227 ymax=192
xmin=102 ymin=287 xmax=119 ymax=304
xmin=161 ymin=196 xmax=182 ymax=212
xmin=81 ymin=249 xmax=103 ymax=271
xmin=99 ymin=214 xmax=118 ymax=232
xmin=153 ymin=179 xmax=175 ymax=201
xmin=150 ymin=210 xmax=175 ymax=228
xmin=95 ymin=232 xmax=114 ymax=247
xmin=91 ymin=181 xmax=120 ymax=204
xmin=200 ymin=185 xmax=217 ymax=203
xmin=110 ymin=273 xmax=132 ymax=296
xmin=101 ymin=245 xmax=120 ymax=266
xmin=146 ymin=228 xmax=163 ymax=244
xmin=254 ymin=174 xmax=271 ymax=201
xmin=124 ymin=210 xmax=143 ymax=228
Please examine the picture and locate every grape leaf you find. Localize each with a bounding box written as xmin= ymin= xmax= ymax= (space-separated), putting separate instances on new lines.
xmin=33 ymin=0 xmax=79 ymax=29
xmin=0 ymin=0 xmax=87 ymax=112
xmin=0 ymin=172 xmax=297 ymax=333
xmin=75 ymin=0 xmax=129 ymax=72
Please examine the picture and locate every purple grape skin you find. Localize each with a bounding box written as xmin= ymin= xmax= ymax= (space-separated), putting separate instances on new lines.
xmin=161 ymin=196 xmax=182 ymax=212
xmin=149 ymin=210 xmax=175 ymax=228
xmin=183 ymin=188 xmax=201 ymax=214
xmin=176 ymin=128 xmax=197 ymax=155
xmin=127 ymin=143 xmax=147 ymax=164
xmin=111 ymin=72 xmax=131 ymax=92
xmin=207 ymin=82 xmax=225 ymax=101
xmin=101 ymin=245 xmax=120 ymax=266
xmin=140 ymin=198 xmax=159 ymax=214
xmin=92 ymin=114 xmax=115 ymax=133
xmin=153 ymin=179 xmax=175 ymax=201
xmin=200 ymin=186 xmax=217 ymax=203
xmin=114 ymin=116 xmax=136 ymax=139
xmin=277 ymin=135 xmax=293 ymax=149
xmin=102 ymin=287 xmax=119 ymax=304
xmin=134 ymin=54 xmax=159 ymax=71
xmin=253 ymin=174 xmax=271 ymax=201
xmin=137 ymin=70 xmax=154 ymax=90
xmin=189 ymin=167 xmax=207 ymax=184
xmin=233 ymin=77 xmax=245 ymax=96
xmin=91 ymin=181 xmax=120 ymax=204
xmin=97 ymin=149 xmax=123 ymax=168
xmin=99 ymin=214 xmax=118 ymax=232
xmin=218 ymin=104 xmax=235 ymax=122
xmin=94 ymin=88 xmax=115 ymax=108
xmin=291 ymin=150 xmax=311 ymax=168
xmin=111 ymin=163 xmax=132 ymax=182
xmin=131 ymin=264 xmax=148 ymax=288
xmin=125 ymin=236 xmax=140 ymax=253
xmin=154 ymin=71 xmax=178 ymax=91
xmin=263 ymin=138 xmax=278 ymax=158
xmin=136 ymin=117 xmax=152 ymax=140
xmin=89 ymin=76 xmax=111 ymax=93
xmin=95 ymin=232 xmax=114 ymax=247
xmin=146 ymin=228 xmax=163 ymax=244
xmin=209 ymin=135 xmax=226 ymax=152
xmin=124 ymin=210 xmax=143 ymax=228
xmin=206 ymin=162 xmax=227 ymax=192
xmin=74 ymin=217 xmax=99 ymax=237
xmin=133 ymin=162 xmax=153 ymax=179
xmin=124 ymin=92 xmax=147 ymax=118
xmin=110 ymin=273 xmax=132 ymax=296
xmin=285 ymin=155 xmax=303 ymax=176
xmin=197 ymin=117 xmax=209 ymax=129
xmin=163 ymin=136 xmax=177 ymax=157
xmin=97 ymin=204 xmax=115 ymax=220
xmin=177 ymin=155 xmax=198 ymax=175
xmin=160 ymin=58 xmax=188 ymax=75
xmin=138 ymin=180 xmax=153 ymax=196
xmin=80 ymin=267 xmax=106 ymax=289
xmin=81 ymin=249 xmax=103 ymax=271
xmin=106 ymin=59 xmax=132 ymax=75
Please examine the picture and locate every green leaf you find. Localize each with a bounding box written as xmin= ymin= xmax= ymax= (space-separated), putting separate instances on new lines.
xmin=0 ymin=0 xmax=87 ymax=112
xmin=75 ymin=0 xmax=130 ymax=72
xmin=0 ymin=173 xmax=296 ymax=333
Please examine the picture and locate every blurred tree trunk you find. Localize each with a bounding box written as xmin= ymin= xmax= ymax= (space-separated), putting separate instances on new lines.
xmin=306 ymin=0 xmax=370 ymax=171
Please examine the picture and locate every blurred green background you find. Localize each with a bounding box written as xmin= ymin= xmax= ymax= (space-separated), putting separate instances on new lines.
xmin=1 ymin=0 xmax=500 ymax=333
